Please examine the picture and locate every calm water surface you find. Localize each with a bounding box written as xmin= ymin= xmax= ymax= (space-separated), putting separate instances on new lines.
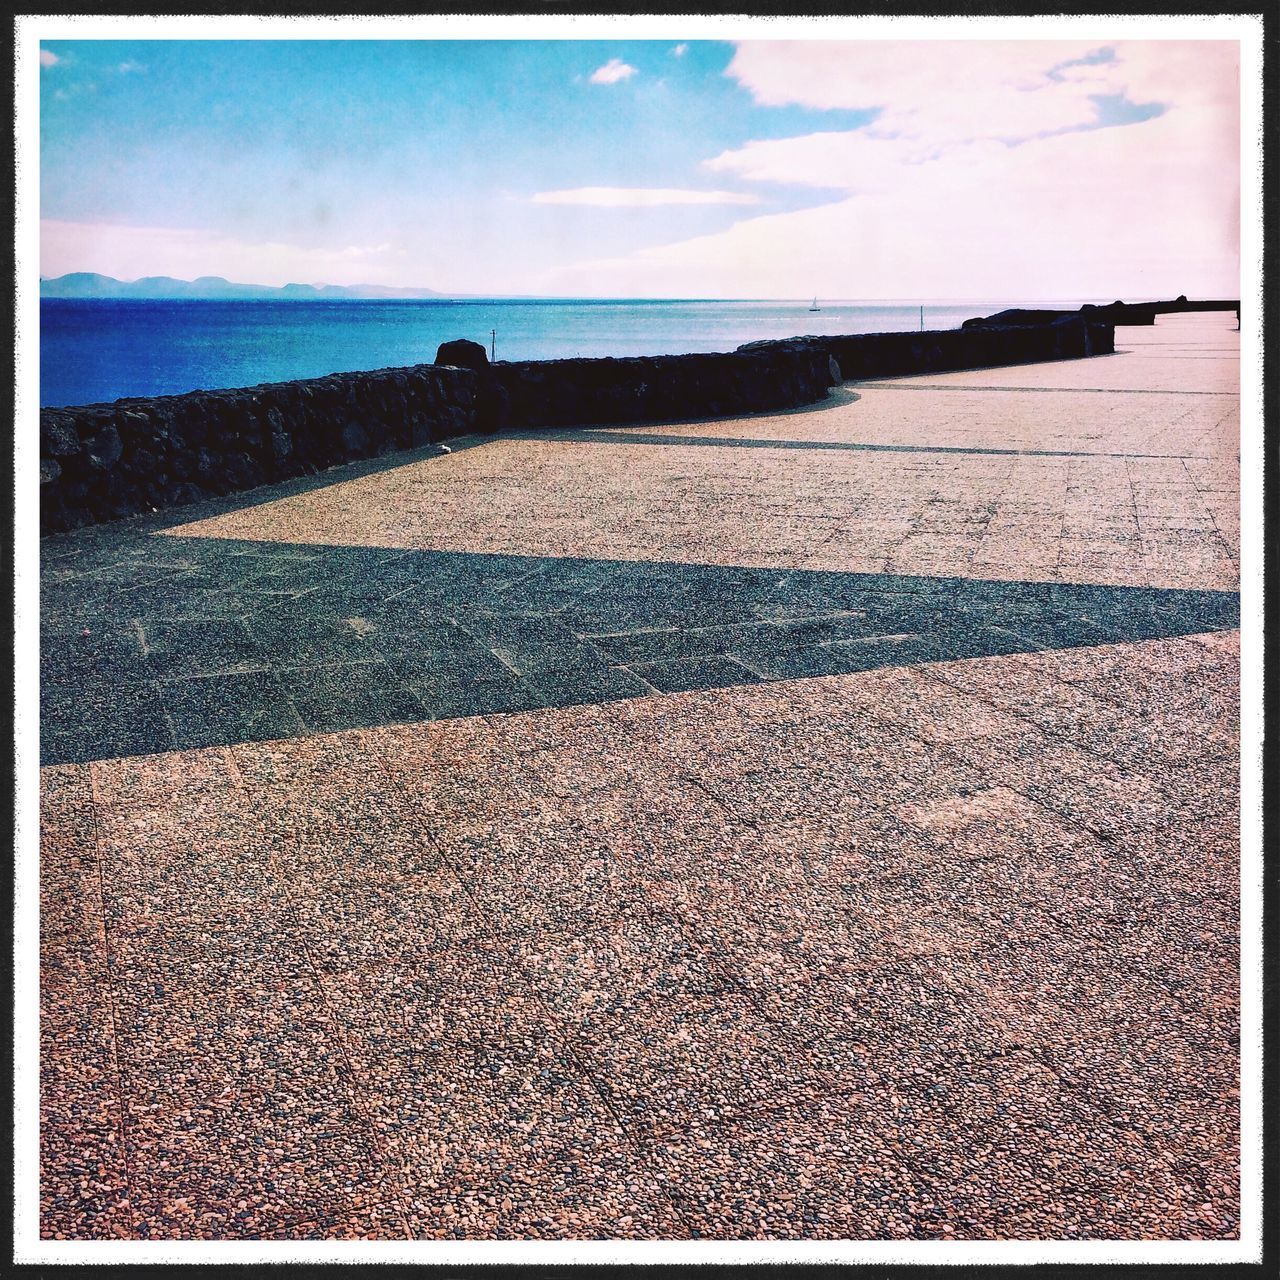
xmin=40 ymin=297 xmax=1055 ymax=408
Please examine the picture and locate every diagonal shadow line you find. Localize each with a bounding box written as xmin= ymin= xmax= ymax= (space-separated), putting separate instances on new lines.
xmin=864 ymin=384 xmax=1237 ymax=396
xmin=40 ymin=533 xmax=1241 ymax=766
xmin=525 ymin=430 xmax=1202 ymax=462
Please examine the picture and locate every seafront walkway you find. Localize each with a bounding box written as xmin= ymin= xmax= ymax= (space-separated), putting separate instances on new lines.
xmin=40 ymin=313 xmax=1241 ymax=1240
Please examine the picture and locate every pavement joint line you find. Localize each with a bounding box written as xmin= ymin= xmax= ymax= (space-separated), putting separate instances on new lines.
xmin=820 ymin=632 xmax=918 ymax=649
xmin=721 ymin=651 xmax=770 ymax=679
xmin=542 ymin=431 xmax=1214 ymax=463
xmin=865 ymin=384 xmax=1236 ymax=397
xmin=480 ymin=644 xmax=522 ymax=678
xmin=584 ymin=610 xmax=878 ymax=643
xmin=580 ymin=626 xmax=679 ymax=640
xmin=615 ymin=665 xmax=662 ymax=695
xmin=154 ymin=663 xmax=272 ymax=682
xmin=380 ymin=582 xmax=423 ymax=605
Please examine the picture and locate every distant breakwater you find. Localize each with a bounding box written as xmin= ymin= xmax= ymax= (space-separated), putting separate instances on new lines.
xmin=40 ymin=314 xmax=1112 ymax=534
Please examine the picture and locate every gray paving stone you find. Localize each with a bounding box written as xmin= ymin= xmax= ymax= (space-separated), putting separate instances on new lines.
xmin=143 ymin=618 xmax=264 ymax=680
xmin=41 ymin=681 xmax=174 ymax=766
xmin=161 ymin=670 xmax=302 ymax=751
xmin=281 ymin=661 xmax=427 ymax=734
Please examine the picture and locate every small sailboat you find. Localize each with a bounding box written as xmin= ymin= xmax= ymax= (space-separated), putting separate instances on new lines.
xmin=809 ymin=296 xmax=820 ymax=312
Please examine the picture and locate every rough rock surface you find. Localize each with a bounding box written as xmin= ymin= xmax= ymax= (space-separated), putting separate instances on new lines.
xmin=826 ymin=317 xmax=1114 ymax=366
xmin=40 ymin=364 xmax=477 ymax=533
xmin=435 ymin=339 xmax=510 ymax=434
xmin=493 ymin=343 xmax=839 ymax=429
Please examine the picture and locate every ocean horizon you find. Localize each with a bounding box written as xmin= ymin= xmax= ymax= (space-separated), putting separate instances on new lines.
xmin=39 ymin=296 xmax=1084 ymax=409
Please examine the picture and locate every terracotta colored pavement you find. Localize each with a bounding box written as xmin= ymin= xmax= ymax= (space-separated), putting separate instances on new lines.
xmin=40 ymin=314 xmax=1241 ymax=1241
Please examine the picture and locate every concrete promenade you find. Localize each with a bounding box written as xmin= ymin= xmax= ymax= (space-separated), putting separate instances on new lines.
xmin=40 ymin=314 xmax=1241 ymax=1241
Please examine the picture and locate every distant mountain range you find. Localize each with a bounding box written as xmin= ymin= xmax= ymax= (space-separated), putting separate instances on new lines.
xmin=40 ymin=273 xmax=448 ymax=300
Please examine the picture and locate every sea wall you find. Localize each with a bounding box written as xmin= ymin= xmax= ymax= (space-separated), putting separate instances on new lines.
xmin=40 ymin=364 xmax=477 ymax=533
xmin=490 ymin=342 xmax=840 ymax=429
xmin=747 ymin=314 xmax=1113 ymax=380
xmin=40 ymin=343 xmax=840 ymax=532
xmin=40 ymin=316 xmax=1113 ymax=534
xmin=964 ymin=298 xmax=1239 ymax=329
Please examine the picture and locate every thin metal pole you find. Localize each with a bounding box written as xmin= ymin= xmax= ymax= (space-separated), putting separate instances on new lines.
xmin=919 ymin=305 xmax=924 ymax=331
xmin=491 ymin=329 xmax=496 ymax=361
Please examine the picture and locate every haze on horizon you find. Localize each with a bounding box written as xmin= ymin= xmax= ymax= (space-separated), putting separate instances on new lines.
xmin=39 ymin=38 xmax=1241 ymax=301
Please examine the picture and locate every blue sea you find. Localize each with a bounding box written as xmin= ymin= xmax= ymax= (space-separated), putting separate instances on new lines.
xmin=39 ymin=297 xmax=1048 ymax=408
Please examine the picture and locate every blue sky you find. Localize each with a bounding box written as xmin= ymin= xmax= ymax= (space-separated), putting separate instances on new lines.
xmin=38 ymin=38 xmax=1240 ymax=298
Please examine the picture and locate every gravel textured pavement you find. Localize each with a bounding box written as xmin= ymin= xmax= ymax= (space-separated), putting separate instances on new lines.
xmin=40 ymin=313 xmax=1241 ymax=1240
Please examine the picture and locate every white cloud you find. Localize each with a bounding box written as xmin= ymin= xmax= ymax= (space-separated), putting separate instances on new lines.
xmin=531 ymin=187 xmax=760 ymax=208
xmin=1102 ymin=39 xmax=1240 ymax=111
xmin=538 ymin=104 xmax=1239 ymax=301
xmin=336 ymin=241 xmax=394 ymax=258
xmin=589 ymin=58 xmax=637 ymax=86
xmin=39 ymin=49 xmax=59 ymax=68
xmin=705 ymin=129 xmax=929 ymax=194
xmin=672 ymin=44 xmax=688 ymax=58
xmin=723 ymin=40 xmax=1239 ymax=152
xmin=727 ymin=41 xmax=1095 ymax=113
xmin=705 ymin=39 xmax=1240 ymax=201
xmin=40 ymin=219 xmax=410 ymax=287
xmin=117 ymin=61 xmax=145 ymax=75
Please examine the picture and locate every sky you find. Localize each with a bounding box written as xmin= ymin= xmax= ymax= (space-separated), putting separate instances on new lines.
xmin=37 ymin=37 xmax=1242 ymax=299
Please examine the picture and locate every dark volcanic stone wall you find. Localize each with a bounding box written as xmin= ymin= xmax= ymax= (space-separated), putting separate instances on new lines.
xmin=40 ymin=364 xmax=477 ymax=533
xmin=965 ymin=299 xmax=1238 ymax=328
xmin=747 ymin=315 xmax=1113 ymax=381
xmin=40 ymin=317 xmax=1114 ymax=533
xmin=491 ymin=342 xmax=840 ymax=429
